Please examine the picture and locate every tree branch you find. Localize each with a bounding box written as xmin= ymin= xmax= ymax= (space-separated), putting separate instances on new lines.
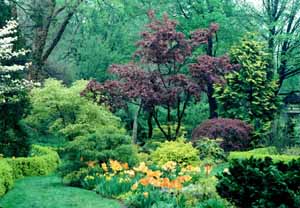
xmin=42 ymin=0 xmax=82 ymax=62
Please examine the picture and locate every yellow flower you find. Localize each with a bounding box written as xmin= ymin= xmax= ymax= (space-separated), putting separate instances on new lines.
xmin=162 ymin=161 xmax=177 ymax=171
xmin=134 ymin=162 xmax=149 ymax=173
xmin=101 ymin=163 xmax=108 ymax=172
xmin=181 ymin=165 xmax=199 ymax=174
xmin=109 ymin=160 xmax=123 ymax=172
xmin=131 ymin=182 xmax=138 ymax=191
xmin=143 ymin=192 xmax=149 ymax=198
xmin=105 ymin=175 xmax=111 ymax=181
xmin=125 ymin=170 xmax=135 ymax=178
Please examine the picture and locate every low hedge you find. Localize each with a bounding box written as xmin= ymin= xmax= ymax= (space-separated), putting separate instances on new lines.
xmin=0 ymin=160 xmax=14 ymax=196
xmin=229 ymin=147 xmax=300 ymax=163
xmin=0 ymin=145 xmax=60 ymax=197
xmin=6 ymin=145 xmax=60 ymax=179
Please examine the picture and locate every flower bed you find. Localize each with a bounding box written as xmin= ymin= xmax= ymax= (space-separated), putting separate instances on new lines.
xmin=78 ymin=159 xmax=230 ymax=207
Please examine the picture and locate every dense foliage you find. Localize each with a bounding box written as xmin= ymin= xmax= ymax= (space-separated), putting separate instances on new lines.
xmin=0 ymin=20 xmax=31 ymax=157
xmin=24 ymin=79 xmax=121 ymax=143
xmin=151 ymin=138 xmax=200 ymax=166
xmin=214 ymin=38 xmax=279 ymax=142
xmin=217 ymin=157 xmax=300 ymax=208
xmin=192 ymin=118 xmax=253 ymax=151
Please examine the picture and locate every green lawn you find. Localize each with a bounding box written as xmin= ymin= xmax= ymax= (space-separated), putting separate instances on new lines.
xmin=0 ymin=175 xmax=122 ymax=208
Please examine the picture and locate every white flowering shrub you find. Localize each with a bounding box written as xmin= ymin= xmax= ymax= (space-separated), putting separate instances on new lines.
xmin=0 ymin=20 xmax=31 ymax=104
xmin=0 ymin=20 xmax=31 ymax=157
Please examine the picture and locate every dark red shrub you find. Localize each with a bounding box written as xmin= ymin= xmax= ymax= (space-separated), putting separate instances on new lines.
xmin=191 ymin=118 xmax=253 ymax=151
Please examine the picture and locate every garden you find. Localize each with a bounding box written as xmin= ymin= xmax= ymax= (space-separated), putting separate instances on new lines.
xmin=1 ymin=0 xmax=300 ymax=208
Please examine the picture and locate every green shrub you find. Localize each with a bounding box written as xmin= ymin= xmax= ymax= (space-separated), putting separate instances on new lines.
xmin=196 ymin=138 xmax=227 ymax=164
xmin=229 ymin=147 xmax=300 ymax=163
xmin=6 ymin=145 xmax=60 ymax=179
xmin=151 ymin=138 xmax=200 ymax=166
xmin=217 ymin=157 xmax=300 ymax=208
xmin=60 ymin=128 xmax=138 ymax=186
xmin=0 ymin=159 xmax=14 ymax=196
xmin=24 ymin=79 xmax=121 ymax=144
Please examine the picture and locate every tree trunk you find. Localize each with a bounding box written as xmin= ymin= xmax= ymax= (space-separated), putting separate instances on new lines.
xmin=207 ymin=83 xmax=218 ymax=118
xmin=206 ymin=35 xmax=218 ymax=118
xmin=132 ymin=103 xmax=142 ymax=144
xmin=147 ymin=110 xmax=153 ymax=139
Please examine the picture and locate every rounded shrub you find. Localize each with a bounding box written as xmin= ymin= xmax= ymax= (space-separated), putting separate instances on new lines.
xmin=60 ymin=128 xmax=138 ymax=186
xmin=151 ymin=138 xmax=200 ymax=166
xmin=192 ymin=118 xmax=253 ymax=151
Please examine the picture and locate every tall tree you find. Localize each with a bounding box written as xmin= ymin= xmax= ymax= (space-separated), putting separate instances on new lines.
xmin=214 ymin=37 xmax=279 ymax=143
xmin=82 ymin=12 xmax=233 ymax=141
xmin=250 ymin=0 xmax=300 ymax=91
xmin=12 ymin=0 xmax=83 ymax=81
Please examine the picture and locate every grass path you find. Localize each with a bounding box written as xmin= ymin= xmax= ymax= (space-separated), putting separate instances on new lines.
xmin=0 ymin=175 xmax=121 ymax=208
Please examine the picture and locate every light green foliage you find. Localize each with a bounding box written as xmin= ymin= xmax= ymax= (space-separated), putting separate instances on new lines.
xmin=0 ymin=160 xmax=14 ymax=196
xmin=6 ymin=145 xmax=60 ymax=179
xmin=25 ymin=79 xmax=121 ymax=143
xmin=151 ymin=138 xmax=200 ymax=166
xmin=229 ymin=147 xmax=300 ymax=163
xmin=196 ymin=138 xmax=226 ymax=164
xmin=214 ymin=37 xmax=279 ymax=142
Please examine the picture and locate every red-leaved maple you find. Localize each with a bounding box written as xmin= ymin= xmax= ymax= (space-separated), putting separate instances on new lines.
xmin=82 ymin=11 xmax=235 ymax=141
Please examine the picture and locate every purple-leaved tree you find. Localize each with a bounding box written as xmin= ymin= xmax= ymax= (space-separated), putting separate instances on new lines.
xmin=82 ymin=11 xmax=235 ymax=142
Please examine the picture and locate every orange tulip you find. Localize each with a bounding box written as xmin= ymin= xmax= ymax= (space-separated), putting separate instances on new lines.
xmin=146 ymin=170 xmax=162 ymax=179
